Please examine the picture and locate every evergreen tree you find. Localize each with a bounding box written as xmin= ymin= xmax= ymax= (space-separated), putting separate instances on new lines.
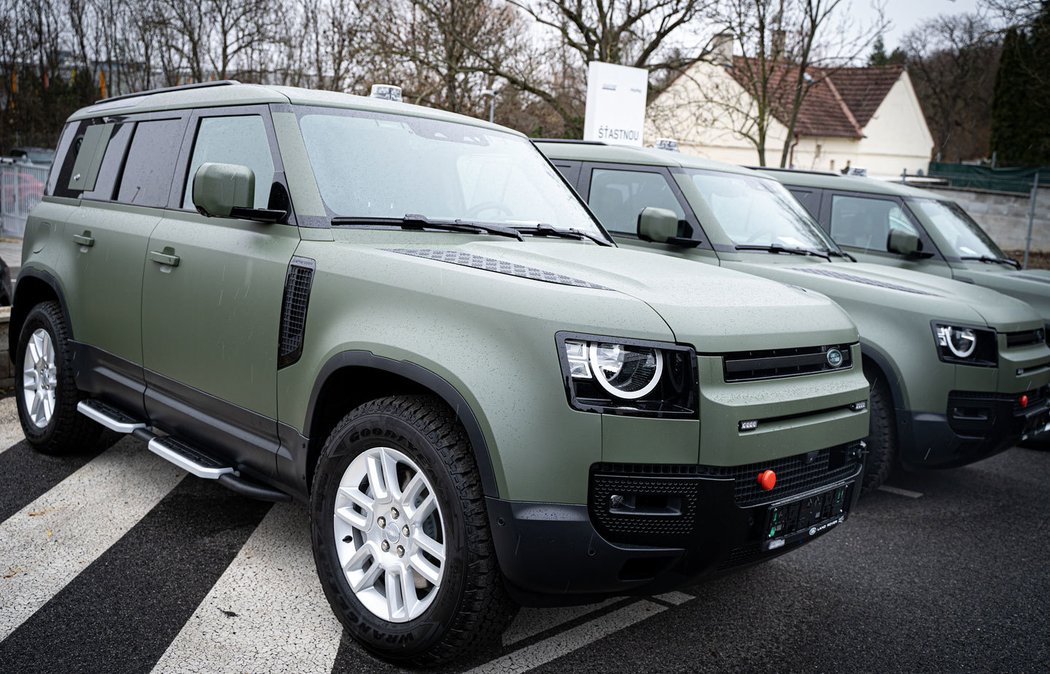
xmin=991 ymin=2 xmax=1050 ymax=164
xmin=868 ymin=36 xmax=907 ymax=66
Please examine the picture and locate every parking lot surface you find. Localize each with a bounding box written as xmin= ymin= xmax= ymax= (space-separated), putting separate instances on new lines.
xmin=0 ymin=394 xmax=1046 ymax=673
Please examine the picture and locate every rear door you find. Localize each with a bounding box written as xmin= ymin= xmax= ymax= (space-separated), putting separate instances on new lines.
xmin=141 ymin=106 xmax=300 ymax=474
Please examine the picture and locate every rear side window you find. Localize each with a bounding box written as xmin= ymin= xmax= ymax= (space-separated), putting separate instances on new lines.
xmin=587 ymin=168 xmax=684 ymax=234
xmin=82 ymin=123 xmax=133 ymax=201
xmin=182 ymin=115 xmax=274 ymax=210
xmin=117 ymin=118 xmax=186 ymax=207
xmin=788 ymin=188 xmax=821 ymax=220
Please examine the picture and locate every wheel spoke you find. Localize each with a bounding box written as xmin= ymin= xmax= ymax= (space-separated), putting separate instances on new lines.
xmin=27 ymin=338 xmax=41 ymax=367
xmin=385 ymin=568 xmax=403 ymax=618
xmin=401 ymin=473 xmax=426 ymax=510
xmin=335 ymin=505 xmax=369 ymax=531
xmin=42 ymin=392 xmax=54 ymax=422
xmin=413 ymin=531 xmax=445 ymax=565
xmin=411 ymin=493 xmax=437 ymax=523
xmin=379 ymin=448 xmax=402 ymax=500
xmin=400 ymin=567 xmax=419 ymax=616
xmin=338 ymin=486 xmax=374 ymax=516
xmin=409 ymin=552 xmax=441 ymax=586
xmin=366 ymin=454 xmax=388 ymax=500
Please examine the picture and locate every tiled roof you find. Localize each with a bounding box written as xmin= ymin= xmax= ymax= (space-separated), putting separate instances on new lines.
xmin=725 ymin=59 xmax=904 ymax=139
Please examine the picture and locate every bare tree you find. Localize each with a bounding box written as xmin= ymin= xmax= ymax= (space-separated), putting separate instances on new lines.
xmin=902 ymin=13 xmax=1000 ymax=162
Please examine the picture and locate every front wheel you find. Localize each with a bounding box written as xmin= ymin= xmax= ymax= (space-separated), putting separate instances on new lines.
xmin=14 ymin=301 xmax=105 ymax=454
xmin=310 ymin=395 xmax=514 ymax=666
xmin=862 ymin=368 xmax=896 ymax=491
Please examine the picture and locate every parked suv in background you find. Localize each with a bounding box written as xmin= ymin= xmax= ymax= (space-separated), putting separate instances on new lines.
xmin=16 ymin=82 xmax=870 ymax=665
xmin=764 ymin=170 xmax=1050 ymax=337
xmin=538 ymin=141 xmax=1050 ymax=490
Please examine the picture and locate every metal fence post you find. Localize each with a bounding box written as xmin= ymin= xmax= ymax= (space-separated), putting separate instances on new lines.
xmin=1024 ymin=172 xmax=1039 ymax=270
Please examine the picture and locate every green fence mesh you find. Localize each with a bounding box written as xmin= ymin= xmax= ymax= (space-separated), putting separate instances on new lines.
xmin=927 ymin=163 xmax=1046 ymax=194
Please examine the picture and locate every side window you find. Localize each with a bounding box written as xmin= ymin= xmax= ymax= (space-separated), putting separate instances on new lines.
xmin=82 ymin=123 xmax=133 ymax=201
xmin=788 ymin=188 xmax=821 ymax=220
xmin=117 ymin=119 xmax=185 ymax=207
xmin=830 ymin=194 xmax=920 ymax=253
xmin=552 ymin=161 xmax=581 ymax=187
xmin=587 ymin=168 xmax=685 ymax=234
xmin=48 ymin=123 xmax=80 ymax=197
xmin=182 ymin=115 xmax=274 ymax=210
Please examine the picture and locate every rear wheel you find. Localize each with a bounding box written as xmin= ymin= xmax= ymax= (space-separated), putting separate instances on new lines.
xmin=310 ymin=395 xmax=514 ymax=666
xmin=862 ymin=367 xmax=896 ymax=491
xmin=15 ymin=301 xmax=107 ymax=454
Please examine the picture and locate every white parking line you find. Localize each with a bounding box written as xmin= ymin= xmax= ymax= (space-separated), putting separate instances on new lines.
xmin=0 ymin=396 xmax=24 ymax=454
xmin=653 ymin=590 xmax=695 ymax=606
xmin=468 ymin=600 xmax=666 ymax=674
xmin=151 ymin=503 xmax=343 ymax=674
xmin=502 ymin=599 xmax=621 ymax=647
xmin=0 ymin=442 xmax=185 ymax=640
xmin=877 ymin=485 xmax=923 ymax=499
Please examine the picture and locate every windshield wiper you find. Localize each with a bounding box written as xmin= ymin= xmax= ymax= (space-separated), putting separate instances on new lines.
xmin=828 ymin=249 xmax=857 ymax=262
xmin=735 ymin=243 xmax=831 ymax=261
xmin=960 ymin=255 xmax=1021 ymax=269
xmin=330 ymin=214 xmax=524 ymax=241
xmin=514 ymin=223 xmax=613 ymax=246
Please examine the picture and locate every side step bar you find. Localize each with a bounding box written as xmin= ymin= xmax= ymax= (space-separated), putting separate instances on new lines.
xmin=76 ymin=400 xmax=290 ymax=502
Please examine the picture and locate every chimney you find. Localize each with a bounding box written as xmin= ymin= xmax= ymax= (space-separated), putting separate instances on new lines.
xmin=711 ymin=32 xmax=733 ymax=67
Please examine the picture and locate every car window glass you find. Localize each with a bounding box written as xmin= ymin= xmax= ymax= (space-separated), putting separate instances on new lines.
xmin=117 ymin=119 xmax=185 ymax=207
xmin=908 ymin=198 xmax=1004 ymax=259
xmin=82 ymin=123 xmax=133 ymax=201
xmin=587 ymin=168 xmax=684 ymax=234
xmin=47 ymin=123 xmax=78 ymax=196
xmin=830 ymin=194 xmax=919 ymax=252
xmin=183 ymin=115 xmax=274 ymax=210
xmin=788 ymin=188 xmax=820 ymax=219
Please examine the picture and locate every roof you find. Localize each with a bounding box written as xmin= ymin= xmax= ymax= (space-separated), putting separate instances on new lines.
xmin=69 ymin=82 xmax=520 ymax=136
xmin=760 ymin=167 xmax=940 ymax=198
xmin=535 ymin=140 xmax=758 ymax=177
xmin=724 ymin=60 xmax=905 ymax=139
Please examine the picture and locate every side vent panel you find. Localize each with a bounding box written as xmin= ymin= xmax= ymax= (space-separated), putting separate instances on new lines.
xmin=278 ymin=256 xmax=316 ymax=369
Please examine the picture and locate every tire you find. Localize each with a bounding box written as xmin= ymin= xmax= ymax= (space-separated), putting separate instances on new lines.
xmin=310 ymin=395 xmax=515 ymax=666
xmin=14 ymin=301 xmax=105 ymax=454
xmin=862 ymin=367 xmax=896 ymax=491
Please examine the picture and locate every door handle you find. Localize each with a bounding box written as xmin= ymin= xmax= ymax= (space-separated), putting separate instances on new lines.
xmin=149 ymin=250 xmax=180 ymax=267
xmin=73 ymin=233 xmax=94 ymax=247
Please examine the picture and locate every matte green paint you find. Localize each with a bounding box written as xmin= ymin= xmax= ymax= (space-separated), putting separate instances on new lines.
xmin=24 ymin=85 xmax=872 ymax=508
xmin=538 ymin=143 xmax=1050 ymax=426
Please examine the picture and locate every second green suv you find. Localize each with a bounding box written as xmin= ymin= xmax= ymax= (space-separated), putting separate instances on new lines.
xmin=539 ymin=141 xmax=1050 ymax=490
xmin=15 ymin=83 xmax=870 ymax=665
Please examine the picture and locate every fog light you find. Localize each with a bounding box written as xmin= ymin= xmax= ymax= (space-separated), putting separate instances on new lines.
xmin=850 ymin=401 xmax=867 ymax=412
xmin=739 ymin=419 xmax=759 ymax=432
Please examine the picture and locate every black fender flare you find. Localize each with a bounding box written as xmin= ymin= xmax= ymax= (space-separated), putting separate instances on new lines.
xmin=10 ymin=267 xmax=72 ymax=357
xmin=859 ymin=339 xmax=908 ymax=427
xmin=304 ymin=351 xmax=501 ymax=498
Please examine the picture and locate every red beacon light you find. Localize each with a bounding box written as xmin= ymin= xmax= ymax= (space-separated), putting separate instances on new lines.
xmin=1019 ymin=394 xmax=1029 ymax=409
xmin=757 ymin=469 xmax=777 ymax=491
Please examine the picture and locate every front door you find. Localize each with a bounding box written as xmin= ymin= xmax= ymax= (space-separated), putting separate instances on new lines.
xmin=141 ymin=108 xmax=300 ymax=474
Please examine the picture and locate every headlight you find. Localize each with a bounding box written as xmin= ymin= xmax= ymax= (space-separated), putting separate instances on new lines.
xmin=932 ymin=323 xmax=997 ymax=366
xmin=558 ymin=332 xmax=697 ymax=417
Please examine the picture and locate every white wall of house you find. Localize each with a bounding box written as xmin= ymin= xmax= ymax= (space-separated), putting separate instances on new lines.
xmin=646 ymin=63 xmax=934 ymax=177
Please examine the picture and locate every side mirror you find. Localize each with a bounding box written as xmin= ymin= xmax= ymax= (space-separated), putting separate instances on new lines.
xmin=637 ymin=207 xmax=679 ymax=244
xmin=192 ymin=162 xmax=288 ymax=223
xmin=886 ymin=228 xmax=922 ymax=256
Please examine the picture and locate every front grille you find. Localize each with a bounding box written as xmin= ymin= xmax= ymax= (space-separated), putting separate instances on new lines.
xmin=1005 ymin=328 xmax=1047 ymax=349
xmin=590 ymin=443 xmax=863 ymax=545
xmin=723 ymin=344 xmax=853 ymax=382
xmin=718 ymin=543 xmax=764 ymax=570
xmin=277 ymin=257 xmax=315 ymax=368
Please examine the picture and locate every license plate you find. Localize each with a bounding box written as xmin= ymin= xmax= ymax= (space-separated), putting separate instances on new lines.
xmin=763 ymin=484 xmax=850 ymax=551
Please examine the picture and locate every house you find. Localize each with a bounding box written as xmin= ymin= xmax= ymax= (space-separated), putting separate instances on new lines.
xmin=646 ymin=52 xmax=934 ymax=177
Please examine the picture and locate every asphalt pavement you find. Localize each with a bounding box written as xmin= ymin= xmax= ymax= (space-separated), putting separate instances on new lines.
xmin=0 ymin=395 xmax=1046 ymax=673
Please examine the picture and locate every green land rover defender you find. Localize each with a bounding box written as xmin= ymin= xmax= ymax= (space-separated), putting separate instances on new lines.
xmin=538 ymin=141 xmax=1050 ymax=491
xmin=16 ymin=83 xmax=869 ymax=665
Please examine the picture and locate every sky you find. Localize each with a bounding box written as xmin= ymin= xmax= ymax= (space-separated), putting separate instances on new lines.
xmin=855 ymin=0 xmax=983 ymax=49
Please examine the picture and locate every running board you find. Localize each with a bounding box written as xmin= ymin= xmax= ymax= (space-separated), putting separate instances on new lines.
xmin=77 ymin=399 xmax=291 ymax=502
xmin=78 ymin=399 xmax=148 ymax=433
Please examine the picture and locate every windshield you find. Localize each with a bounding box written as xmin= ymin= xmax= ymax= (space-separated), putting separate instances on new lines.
xmin=686 ymin=169 xmax=839 ymax=252
xmin=297 ymin=107 xmax=607 ymax=239
xmin=908 ymin=198 xmax=1005 ymax=259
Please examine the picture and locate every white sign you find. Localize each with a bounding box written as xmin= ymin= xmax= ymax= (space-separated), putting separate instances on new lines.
xmin=583 ymin=62 xmax=649 ymax=147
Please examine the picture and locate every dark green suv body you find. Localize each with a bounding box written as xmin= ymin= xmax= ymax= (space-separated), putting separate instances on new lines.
xmin=538 ymin=141 xmax=1050 ymax=490
xmin=16 ymin=83 xmax=870 ymax=665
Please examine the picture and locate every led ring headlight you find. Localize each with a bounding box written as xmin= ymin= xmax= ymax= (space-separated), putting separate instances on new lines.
xmin=937 ymin=326 xmax=977 ymax=359
xmin=588 ymin=343 xmax=663 ymax=399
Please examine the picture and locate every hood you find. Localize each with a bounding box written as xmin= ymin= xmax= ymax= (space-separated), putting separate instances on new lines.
xmin=955 ymin=268 xmax=1050 ymax=322
xmin=730 ymin=257 xmax=1044 ymax=332
xmin=380 ymin=240 xmax=859 ymax=352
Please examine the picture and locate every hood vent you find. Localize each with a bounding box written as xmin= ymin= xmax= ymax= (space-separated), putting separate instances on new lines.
xmin=789 ymin=267 xmax=936 ymax=296
xmin=387 ymin=248 xmax=612 ymax=290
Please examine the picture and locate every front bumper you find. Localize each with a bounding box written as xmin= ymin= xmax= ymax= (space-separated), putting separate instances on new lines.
xmin=902 ymin=385 xmax=1050 ymax=468
xmin=488 ymin=443 xmax=864 ymax=606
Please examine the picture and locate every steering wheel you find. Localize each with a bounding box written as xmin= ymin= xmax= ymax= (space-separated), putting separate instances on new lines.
xmin=464 ymin=201 xmax=514 ymax=220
